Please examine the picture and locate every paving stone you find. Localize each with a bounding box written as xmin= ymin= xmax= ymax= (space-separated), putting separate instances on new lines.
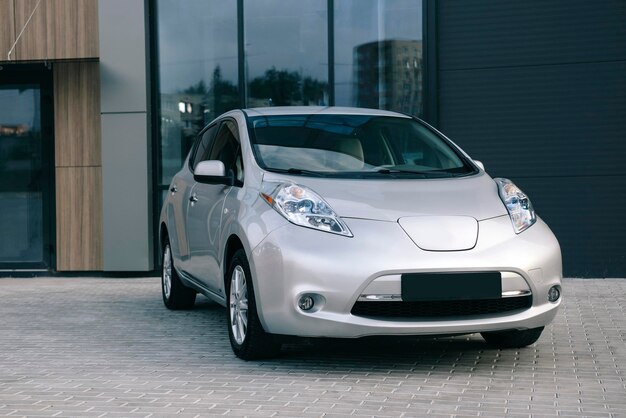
xmin=0 ymin=278 xmax=625 ymax=417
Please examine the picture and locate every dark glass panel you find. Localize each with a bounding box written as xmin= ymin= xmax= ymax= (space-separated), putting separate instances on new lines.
xmin=244 ymin=0 xmax=328 ymax=107
xmin=334 ymin=0 xmax=423 ymax=116
xmin=0 ymin=86 xmax=44 ymax=263
xmin=156 ymin=0 xmax=239 ymax=190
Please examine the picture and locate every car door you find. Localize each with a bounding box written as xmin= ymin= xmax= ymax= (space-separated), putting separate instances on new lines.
xmin=165 ymin=166 xmax=194 ymax=270
xmin=185 ymin=119 xmax=243 ymax=292
xmin=170 ymin=123 xmax=219 ymax=275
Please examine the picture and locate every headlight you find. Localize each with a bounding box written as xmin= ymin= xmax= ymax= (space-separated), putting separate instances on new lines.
xmin=495 ymin=178 xmax=536 ymax=234
xmin=260 ymin=182 xmax=353 ymax=237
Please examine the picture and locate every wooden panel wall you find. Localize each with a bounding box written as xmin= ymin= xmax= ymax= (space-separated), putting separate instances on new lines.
xmin=54 ymin=62 xmax=101 ymax=166
xmin=51 ymin=0 xmax=99 ymax=59
xmin=2 ymin=0 xmax=98 ymax=62
xmin=54 ymin=62 xmax=103 ymax=271
xmin=0 ymin=0 xmax=15 ymax=59
xmin=13 ymin=0 xmax=50 ymax=60
xmin=55 ymin=167 xmax=103 ymax=270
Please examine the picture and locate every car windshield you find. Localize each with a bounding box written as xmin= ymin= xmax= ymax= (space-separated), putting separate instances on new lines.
xmin=247 ymin=114 xmax=476 ymax=178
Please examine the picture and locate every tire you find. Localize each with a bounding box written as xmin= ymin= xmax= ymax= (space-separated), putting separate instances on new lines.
xmin=481 ymin=326 xmax=544 ymax=348
xmin=226 ymin=249 xmax=280 ymax=360
xmin=161 ymin=240 xmax=196 ymax=310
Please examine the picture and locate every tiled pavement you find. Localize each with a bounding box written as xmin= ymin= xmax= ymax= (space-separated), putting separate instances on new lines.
xmin=0 ymin=278 xmax=625 ymax=417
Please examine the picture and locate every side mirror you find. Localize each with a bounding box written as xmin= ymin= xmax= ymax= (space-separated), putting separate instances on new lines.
xmin=194 ymin=160 xmax=229 ymax=184
xmin=473 ymin=160 xmax=485 ymax=171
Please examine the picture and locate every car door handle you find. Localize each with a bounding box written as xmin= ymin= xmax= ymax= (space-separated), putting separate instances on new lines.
xmin=170 ymin=185 xmax=178 ymax=193
xmin=189 ymin=194 xmax=198 ymax=203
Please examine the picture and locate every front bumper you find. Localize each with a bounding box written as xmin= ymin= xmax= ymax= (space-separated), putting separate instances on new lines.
xmin=250 ymin=215 xmax=562 ymax=338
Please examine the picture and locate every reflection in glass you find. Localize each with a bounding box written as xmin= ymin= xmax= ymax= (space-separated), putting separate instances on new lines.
xmin=244 ymin=0 xmax=328 ymax=107
xmin=157 ymin=0 xmax=239 ymax=189
xmin=334 ymin=0 xmax=423 ymax=116
xmin=249 ymin=114 xmax=470 ymax=176
xmin=154 ymin=0 xmax=425 ymax=212
xmin=0 ymin=87 xmax=44 ymax=263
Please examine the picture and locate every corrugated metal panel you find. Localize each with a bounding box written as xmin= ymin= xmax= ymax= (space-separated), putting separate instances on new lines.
xmin=439 ymin=0 xmax=626 ymax=70
xmin=437 ymin=0 xmax=626 ymax=277
xmin=439 ymin=61 xmax=626 ymax=178
xmin=514 ymin=176 xmax=626 ymax=278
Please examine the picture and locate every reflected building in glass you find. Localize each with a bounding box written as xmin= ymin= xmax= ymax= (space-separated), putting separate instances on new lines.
xmin=355 ymin=39 xmax=423 ymax=115
xmin=154 ymin=0 xmax=424 ymax=201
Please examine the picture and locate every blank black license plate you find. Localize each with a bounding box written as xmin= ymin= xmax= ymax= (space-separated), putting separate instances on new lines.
xmin=401 ymin=272 xmax=502 ymax=301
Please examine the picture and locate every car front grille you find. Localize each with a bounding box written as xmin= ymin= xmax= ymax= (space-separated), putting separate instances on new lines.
xmin=350 ymin=296 xmax=532 ymax=319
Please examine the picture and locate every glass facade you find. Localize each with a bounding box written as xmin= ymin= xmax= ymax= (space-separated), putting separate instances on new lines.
xmin=154 ymin=0 xmax=424 ymax=203
xmin=334 ymin=0 xmax=423 ymax=114
xmin=0 ymin=70 xmax=53 ymax=269
xmin=245 ymin=0 xmax=328 ymax=107
xmin=156 ymin=0 xmax=239 ymax=197
xmin=0 ymin=86 xmax=43 ymax=264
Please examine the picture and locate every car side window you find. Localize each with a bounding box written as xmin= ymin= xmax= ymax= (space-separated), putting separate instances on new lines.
xmin=208 ymin=120 xmax=244 ymax=185
xmin=191 ymin=123 xmax=218 ymax=170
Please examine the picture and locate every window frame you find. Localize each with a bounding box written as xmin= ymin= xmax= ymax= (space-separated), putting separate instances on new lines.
xmin=189 ymin=122 xmax=220 ymax=173
xmin=188 ymin=117 xmax=245 ymax=187
xmin=208 ymin=119 xmax=244 ymax=187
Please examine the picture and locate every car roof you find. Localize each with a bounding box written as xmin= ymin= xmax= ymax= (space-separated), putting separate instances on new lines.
xmin=242 ymin=106 xmax=412 ymax=118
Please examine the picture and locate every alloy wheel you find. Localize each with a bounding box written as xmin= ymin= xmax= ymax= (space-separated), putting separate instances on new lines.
xmin=162 ymin=245 xmax=172 ymax=299
xmin=229 ymin=265 xmax=249 ymax=345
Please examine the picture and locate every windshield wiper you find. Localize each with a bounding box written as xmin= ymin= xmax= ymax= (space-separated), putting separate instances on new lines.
xmin=267 ymin=168 xmax=328 ymax=177
xmin=375 ymin=168 xmax=429 ymax=176
xmin=374 ymin=168 xmax=460 ymax=178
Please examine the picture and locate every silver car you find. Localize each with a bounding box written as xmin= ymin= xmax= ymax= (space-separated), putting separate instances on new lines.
xmin=159 ymin=107 xmax=562 ymax=360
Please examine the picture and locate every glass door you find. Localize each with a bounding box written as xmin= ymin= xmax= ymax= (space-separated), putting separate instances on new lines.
xmin=0 ymin=66 xmax=54 ymax=269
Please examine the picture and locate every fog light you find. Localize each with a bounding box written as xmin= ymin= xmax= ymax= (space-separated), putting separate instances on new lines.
xmin=298 ymin=295 xmax=315 ymax=311
xmin=547 ymin=286 xmax=561 ymax=302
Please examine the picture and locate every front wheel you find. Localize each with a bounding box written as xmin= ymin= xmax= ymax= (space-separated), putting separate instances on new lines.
xmin=226 ymin=249 xmax=280 ymax=360
xmin=481 ymin=327 xmax=544 ymax=348
xmin=162 ymin=240 xmax=196 ymax=310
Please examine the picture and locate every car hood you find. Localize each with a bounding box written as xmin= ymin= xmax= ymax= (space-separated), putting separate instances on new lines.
xmin=261 ymin=172 xmax=507 ymax=222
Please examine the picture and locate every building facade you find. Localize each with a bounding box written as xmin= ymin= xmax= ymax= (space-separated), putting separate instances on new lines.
xmin=0 ymin=0 xmax=624 ymax=276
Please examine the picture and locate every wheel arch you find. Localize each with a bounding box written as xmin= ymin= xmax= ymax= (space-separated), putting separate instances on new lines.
xmin=222 ymin=232 xmax=276 ymax=347
xmin=159 ymin=222 xmax=169 ymax=251
xmin=223 ymin=234 xmax=246 ymax=283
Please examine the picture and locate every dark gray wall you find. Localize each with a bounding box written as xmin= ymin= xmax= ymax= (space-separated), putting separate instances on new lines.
xmin=436 ymin=0 xmax=626 ymax=277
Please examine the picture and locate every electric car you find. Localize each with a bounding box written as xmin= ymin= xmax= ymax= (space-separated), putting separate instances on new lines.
xmin=159 ymin=107 xmax=562 ymax=360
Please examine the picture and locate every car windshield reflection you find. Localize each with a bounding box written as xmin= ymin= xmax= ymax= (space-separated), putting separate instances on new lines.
xmin=249 ymin=114 xmax=476 ymax=179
